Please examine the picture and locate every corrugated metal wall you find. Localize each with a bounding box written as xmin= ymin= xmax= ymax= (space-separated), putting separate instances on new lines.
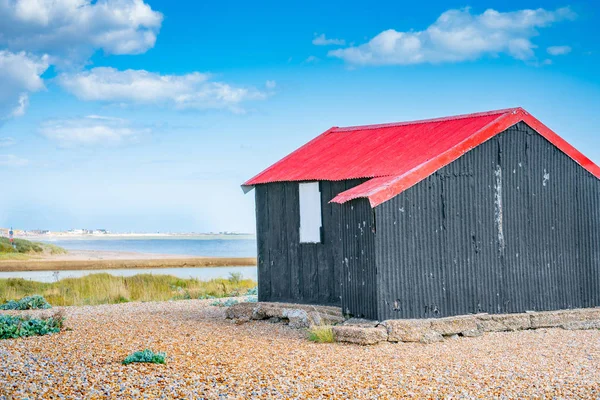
xmin=374 ymin=122 xmax=600 ymax=320
xmin=339 ymin=198 xmax=377 ymax=318
xmin=255 ymin=180 xmax=368 ymax=306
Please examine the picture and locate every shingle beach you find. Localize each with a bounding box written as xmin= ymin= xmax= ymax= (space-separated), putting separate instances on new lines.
xmin=1 ymin=300 xmax=599 ymax=399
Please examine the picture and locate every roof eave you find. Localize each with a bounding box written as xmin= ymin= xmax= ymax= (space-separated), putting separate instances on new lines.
xmin=241 ymin=185 xmax=254 ymax=194
xmin=332 ymin=108 xmax=600 ymax=208
xmin=331 ymin=108 xmax=526 ymax=207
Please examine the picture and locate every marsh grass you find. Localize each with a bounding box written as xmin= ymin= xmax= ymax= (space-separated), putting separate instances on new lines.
xmin=0 ymin=273 xmax=256 ymax=306
xmin=307 ymin=325 xmax=335 ymax=343
xmin=0 ymin=237 xmax=66 ymax=258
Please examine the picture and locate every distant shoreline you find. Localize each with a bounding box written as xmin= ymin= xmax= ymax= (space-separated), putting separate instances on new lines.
xmin=17 ymin=233 xmax=256 ymax=241
xmin=0 ymin=249 xmax=256 ymax=272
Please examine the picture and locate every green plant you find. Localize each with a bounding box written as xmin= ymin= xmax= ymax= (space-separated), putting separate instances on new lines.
xmin=245 ymin=287 xmax=258 ymax=296
xmin=0 ymin=311 xmax=64 ymax=340
xmin=211 ymin=298 xmax=239 ymax=307
xmin=0 ymin=237 xmax=66 ymax=257
xmin=0 ymin=273 xmax=256 ymax=306
xmin=0 ymin=295 xmax=52 ymax=310
xmin=307 ymin=325 xmax=335 ymax=343
xmin=122 ymin=349 xmax=166 ymax=365
xmin=228 ymin=272 xmax=243 ymax=284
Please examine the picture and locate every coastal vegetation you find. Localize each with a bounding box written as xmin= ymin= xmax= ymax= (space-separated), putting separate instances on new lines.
xmin=0 ymin=312 xmax=64 ymax=340
xmin=0 ymin=295 xmax=52 ymax=310
xmin=0 ymin=237 xmax=66 ymax=260
xmin=122 ymin=349 xmax=167 ymax=365
xmin=0 ymin=273 xmax=256 ymax=306
xmin=0 ymin=256 xmax=257 ymax=271
xmin=307 ymin=325 xmax=335 ymax=343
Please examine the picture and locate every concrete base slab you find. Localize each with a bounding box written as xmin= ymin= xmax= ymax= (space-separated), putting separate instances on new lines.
xmin=225 ymin=303 xmax=600 ymax=346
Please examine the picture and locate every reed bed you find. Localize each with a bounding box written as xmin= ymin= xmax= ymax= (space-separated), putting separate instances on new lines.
xmin=0 ymin=273 xmax=256 ymax=306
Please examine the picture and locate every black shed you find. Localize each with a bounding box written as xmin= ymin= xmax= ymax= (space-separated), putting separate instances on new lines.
xmin=243 ymin=108 xmax=600 ymax=320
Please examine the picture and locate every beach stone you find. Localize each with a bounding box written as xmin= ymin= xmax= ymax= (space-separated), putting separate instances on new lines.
xmin=420 ymin=331 xmax=444 ymax=344
xmin=430 ymin=315 xmax=478 ymax=336
xmin=384 ymin=319 xmax=432 ymax=342
xmin=323 ymin=314 xmax=347 ymax=325
xmin=461 ymin=329 xmax=483 ymax=337
xmin=225 ymin=303 xmax=255 ymax=321
xmin=333 ymin=325 xmax=388 ymax=345
xmin=343 ymin=318 xmax=379 ymax=327
xmin=530 ymin=310 xmax=578 ymax=329
xmin=283 ymin=309 xmax=310 ymax=329
xmin=226 ymin=302 xmax=345 ymax=328
xmin=562 ymin=320 xmax=600 ymax=330
xmin=476 ymin=315 xmax=508 ymax=332
xmin=491 ymin=314 xmax=531 ymax=331
xmin=574 ymin=308 xmax=600 ymax=321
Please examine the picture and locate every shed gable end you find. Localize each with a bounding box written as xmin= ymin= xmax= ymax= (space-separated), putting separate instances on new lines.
xmin=372 ymin=122 xmax=600 ymax=320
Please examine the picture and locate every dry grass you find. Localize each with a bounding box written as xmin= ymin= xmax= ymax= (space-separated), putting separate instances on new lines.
xmin=307 ymin=325 xmax=335 ymax=343
xmin=0 ymin=257 xmax=257 ymax=271
xmin=0 ymin=273 xmax=256 ymax=306
xmin=0 ymin=253 xmax=34 ymax=261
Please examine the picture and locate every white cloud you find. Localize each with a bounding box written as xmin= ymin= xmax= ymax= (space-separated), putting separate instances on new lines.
xmin=0 ymin=137 xmax=16 ymax=147
xmin=0 ymin=0 xmax=162 ymax=121
xmin=304 ymin=55 xmax=320 ymax=63
xmin=40 ymin=115 xmax=149 ymax=147
xmin=0 ymin=51 xmax=48 ymax=119
xmin=547 ymin=45 xmax=572 ymax=55
xmin=265 ymin=80 xmax=277 ymax=89
xmin=312 ymin=33 xmax=346 ymax=46
xmin=57 ymin=67 xmax=269 ymax=112
xmin=0 ymin=154 xmax=29 ymax=167
xmin=0 ymin=0 xmax=163 ymax=64
xmin=329 ymin=7 xmax=576 ymax=65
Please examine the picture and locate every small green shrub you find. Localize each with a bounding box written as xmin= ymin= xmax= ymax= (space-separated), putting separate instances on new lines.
xmin=307 ymin=325 xmax=335 ymax=343
xmin=228 ymin=272 xmax=243 ymax=284
xmin=122 ymin=349 xmax=166 ymax=365
xmin=0 ymin=295 xmax=52 ymax=310
xmin=245 ymin=287 xmax=258 ymax=296
xmin=0 ymin=312 xmax=64 ymax=340
xmin=211 ymin=298 xmax=240 ymax=307
xmin=0 ymin=241 xmax=16 ymax=253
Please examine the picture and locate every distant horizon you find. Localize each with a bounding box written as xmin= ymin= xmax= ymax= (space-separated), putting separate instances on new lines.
xmin=1 ymin=227 xmax=255 ymax=236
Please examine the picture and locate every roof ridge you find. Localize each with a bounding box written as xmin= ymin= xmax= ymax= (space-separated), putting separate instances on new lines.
xmin=333 ymin=107 xmax=522 ymax=132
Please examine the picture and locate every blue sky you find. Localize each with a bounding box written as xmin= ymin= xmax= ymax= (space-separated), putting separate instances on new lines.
xmin=0 ymin=0 xmax=598 ymax=233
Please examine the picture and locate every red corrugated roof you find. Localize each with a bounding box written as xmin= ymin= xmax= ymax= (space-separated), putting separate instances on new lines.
xmin=243 ymin=107 xmax=600 ymax=207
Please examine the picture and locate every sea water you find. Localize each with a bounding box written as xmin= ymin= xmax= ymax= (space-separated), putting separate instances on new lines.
xmin=39 ymin=237 xmax=256 ymax=257
xmin=3 ymin=237 xmax=257 ymax=282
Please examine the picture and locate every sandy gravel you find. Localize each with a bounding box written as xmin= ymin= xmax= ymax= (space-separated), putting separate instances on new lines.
xmin=1 ymin=301 xmax=600 ymax=399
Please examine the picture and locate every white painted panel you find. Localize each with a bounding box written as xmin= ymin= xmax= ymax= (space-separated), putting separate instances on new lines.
xmin=299 ymin=182 xmax=322 ymax=243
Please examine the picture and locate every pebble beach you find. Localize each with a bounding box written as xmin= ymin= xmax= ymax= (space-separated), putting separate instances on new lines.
xmin=1 ymin=300 xmax=600 ymax=398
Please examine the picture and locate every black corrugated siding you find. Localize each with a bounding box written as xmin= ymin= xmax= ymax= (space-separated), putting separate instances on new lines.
xmin=339 ymin=198 xmax=377 ymax=318
xmin=254 ymin=179 xmax=367 ymax=306
xmin=374 ymin=122 xmax=600 ymax=320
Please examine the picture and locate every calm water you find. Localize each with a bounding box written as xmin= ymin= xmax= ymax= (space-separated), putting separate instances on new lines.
xmin=39 ymin=238 xmax=257 ymax=257
xmin=2 ymin=237 xmax=258 ymax=282
xmin=0 ymin=266 xmax=257 ymax=283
